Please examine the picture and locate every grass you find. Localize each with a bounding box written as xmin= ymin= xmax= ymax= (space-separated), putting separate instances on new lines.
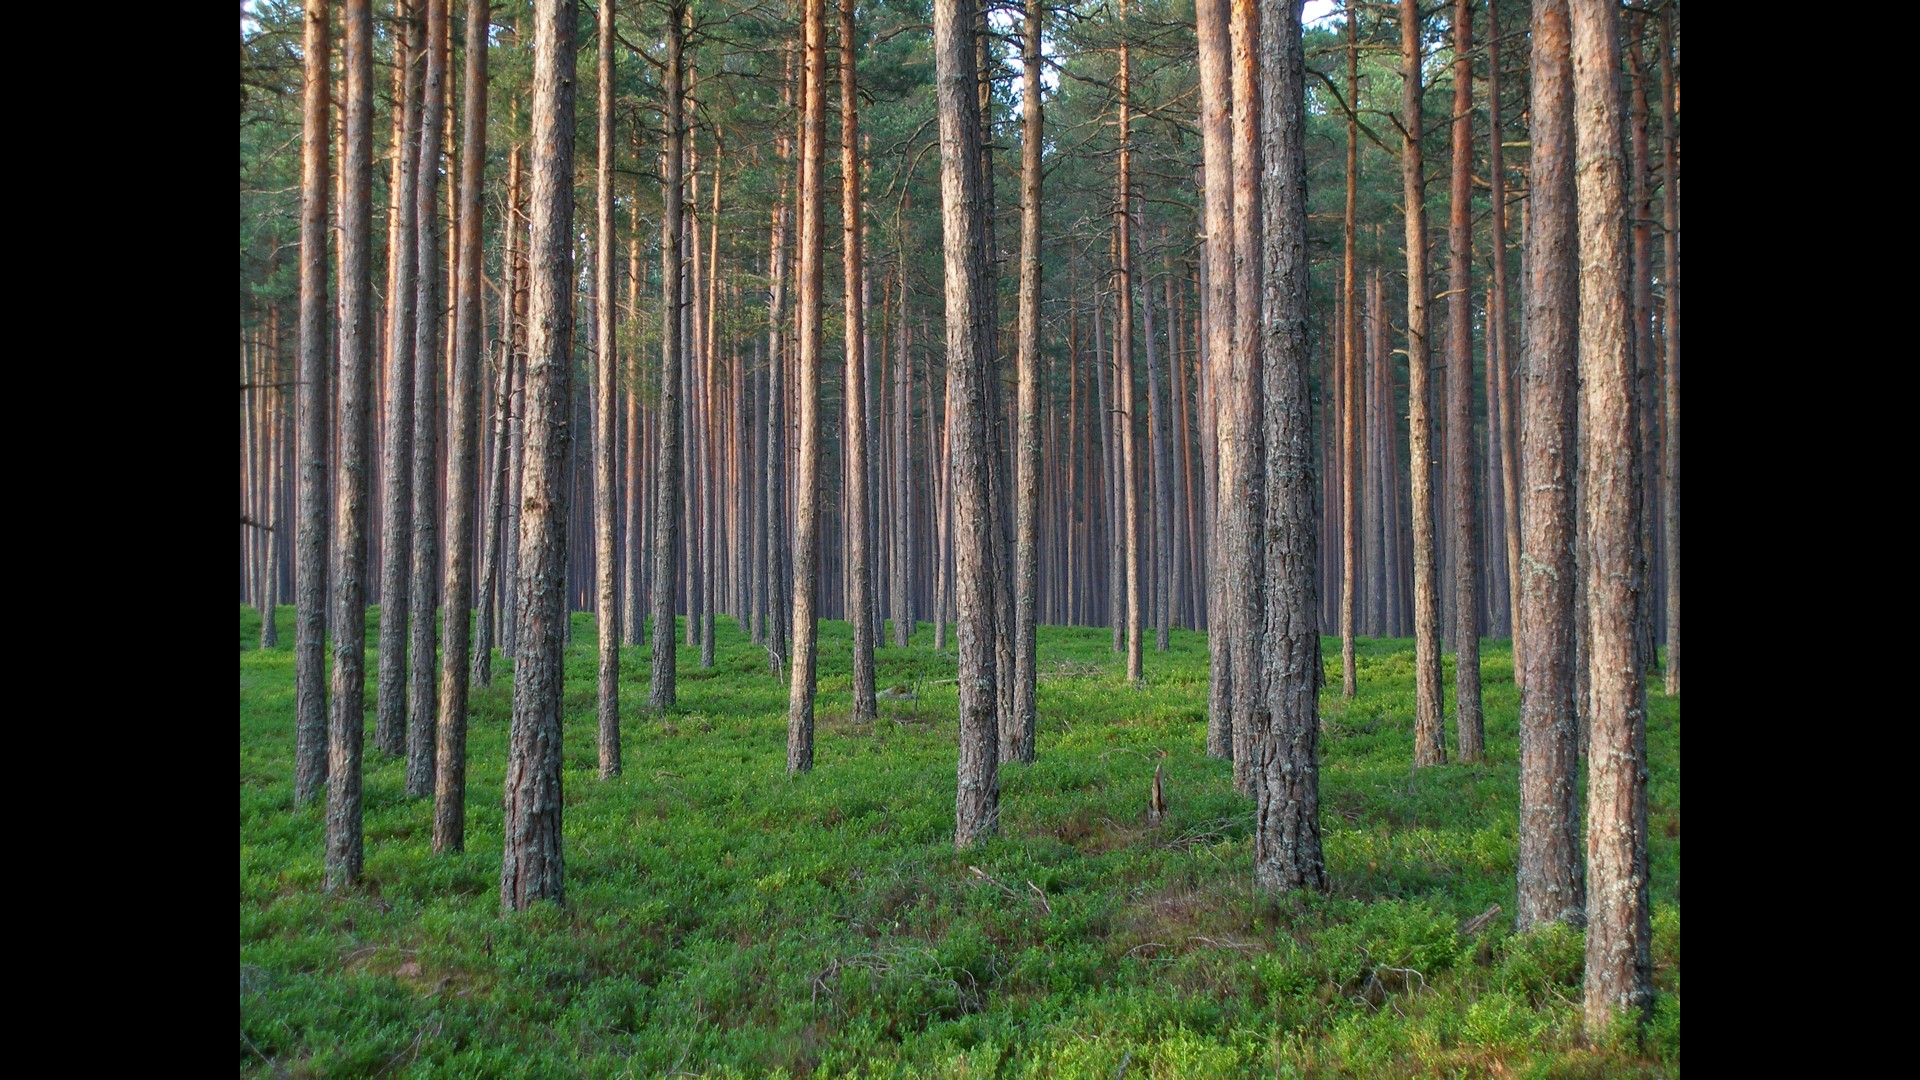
xmin=240 ymin=604 xmax=1679 ymax=1078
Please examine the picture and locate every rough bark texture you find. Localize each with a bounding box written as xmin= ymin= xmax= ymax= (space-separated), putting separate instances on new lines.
xmin=624 ymin=198 xmax=645 ymax=649
xmin=1225 ymin=0 xmax=1265 ymax=795
xmin=1571 ymin=0 xmax=1653 ymax=1034
xmin=765 ymin=54 xmax=793 ymax=674
xmin=295 ymin=0 xmax=332 ymax=807
xmin=651 ymin=6 xmax=685 ymax=713
xmin=434 ymin=0 xmax=488 ymax=853
xmin=1445 ymin=0 xmax=1483 ymax=763
xmin=891 ymin=262 xmax=913 ymax=648
xmin=1339 ymin=1 xmax=1358 ymax=699
xmin=787 ymin=0 xmax=826 ymax=773
xmin=1515 ymin=0 xmax=1583 ymax=934
xmin=376 ymin=2 xmax=424 ymax=759
xmin=1253 ymin=0 xmax=1326 ymax=895
xmin=934 ymin=0 xmax=999 ymax=847
xmin=326 ymin=0 xmax=375 ymax=893
xmin=1195 ymin=0 xmax=1234 ymax=760
xmin=1401 ymin=0 xmax=1446 ymax=767
xmin=405 ymin=0 xmax=448 ymax=801
xmin=1008 ymin=0 xmax=1043 ymax=765
xmin=593 ymin=0 xmax=621 ymax=778
xmin=842 ymin=0 xmax=877 ymax=728
xmin=1660 ymin=7 xmax=1679 ymax=699
xmin=500 ymin=0 xmax=575 ymax=912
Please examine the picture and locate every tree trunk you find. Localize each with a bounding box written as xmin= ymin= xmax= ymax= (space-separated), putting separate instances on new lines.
xmin=1401 ymin=0 xmax=1445 ymax=766
xmin=434 ymin=0 xmax=488 ymax=852
xmin=1660 ymin=6 xmax=1679 ymax=698
xmin=1515 ymin=0 xmax=1582 ymax=933
xmin=1488 ymin=0 xmax=1521 ymax=667
xmin=1446 ymin=0 xmax=1484 ymax=762
xmin=326 ymin=0 xmax=376 ymax=893
xmin=652 ymin=4 xmax=686 ymax=712
xmin=1008 ymin=0 xmax=1043 ymax=764
xmin=1253 ymin=0 xmax=1325 ymax=893
xmin=592 ymin=0 xmax=620 ymax=777
xmin=500 ymin=0 xmax=575 ymax=911
xmin=1571 ymin=0 xmax=1652 ymax=1033
xmin=376 ymin=0 xmax=424 ymax=759
xmin=405 ymin=0 xmax=449 ymax=801
xmin=892 ymin=257 xmax=914 ymax=647
xmin=1116 ymin=22 xmax=1143 ymax=687
xmin=1226 ymin=0 xmax=1265 ymax=793
xmin=624 ymin=194 xmax=645 ymax=649
xmin=1339 ymin=0 xmax=1359 ymax=698
xmin=841 ymin=0 xmax=877 ymax=726
xmin=295 ymin=0 xmax=332 ymax=807
xmin=787 ymin=0 xmax=827 ymax=772
xmin=765 ymin=45 xmax=794 ymax=672
xmin=935 ymin=0 xmax=999 ymax=846
xmin=1196 ymin=0 xmax=1233 ymax=759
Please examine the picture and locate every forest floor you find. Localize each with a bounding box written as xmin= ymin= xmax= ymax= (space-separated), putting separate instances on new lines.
xmin=240 ymin=606 xmax=1679 ymax=1078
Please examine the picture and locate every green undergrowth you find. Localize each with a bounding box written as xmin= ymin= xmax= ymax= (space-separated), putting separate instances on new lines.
xmin=241 ymin=605 xmax=1679 ymax=1078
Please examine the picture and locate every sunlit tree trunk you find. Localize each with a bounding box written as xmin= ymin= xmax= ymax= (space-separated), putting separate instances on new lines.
xmin=592 ymin=0 xmax=621 ymax=777
xmin=1226 ymin=0 xmax=1265 ymax=793
xmin=1196 ymin=0 xmax=1234 ymax=759
xmin=1445 ymin=0 xmax=1484 ymax=762
xmin=1339 ymin=0 xmax=1359 ymax=698
xmin=1008 ymin=0 xmax=1044 ymax=763
xmin=652 ymin=3 xmax=686 ymax=712
xmin=787 ymin=0 xmax=827 ymax=771
xmin=841 ymin=0 xmax=877 ymax=726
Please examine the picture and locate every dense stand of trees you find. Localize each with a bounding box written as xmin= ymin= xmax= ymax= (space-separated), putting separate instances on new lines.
xmin=242 ymin=0 xmax=1679 ymax=1038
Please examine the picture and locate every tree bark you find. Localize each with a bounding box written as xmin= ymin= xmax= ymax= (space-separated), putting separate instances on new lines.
xmin=434 ymin=0 xmax=488 ymax=852
xmin=1660 ymin=6 xmax=1679 ymax=698
xmin=1488 ymin=0 xmax=1521 ymax=668
xmin=1254 ymin=0 xmax=1325 ymax=893
xmin=1515 ymin=0 xmax=1582 ymax=933
xmin=1008 ymin=0 xmax=1043 ymax=763
xmin=405 ymin=0 xmax=448 ymax=800
xmin=1196 ymin=0 xmax=1233 ymax=759
xmin=651 ymin=3 xmax=686 ymax=712
xmin=376 ymin=0 xmax=424 ymax=759
xmin=326 ymin=0 xmax=376 ymax=893
xmin=295 ymin=0 xmax=331 ymax=807
xmin=1445 ymin=0 xmax=1484 ymax=763
xmin=1571 ymin=0 xmax=1652 ymax=1033
xmin=787 ymin=0 xmax=827 ymax=772
xmin=1401 ymin=0 xmax=1445 ymax=766
xmin=1116 ymin=20 xmax=1143 ymax=687
xmin=842 ymin=0 xmax=877 ymax=726
xmin=592 ymin=0 xmax=621 ymax=777
xmin=1339 ymin=0 xmax=1359 ymax=698
xmin=935 ymin=0 xmax=1000 ymax=846
xmin=1226 ymin=0 xmax=1266 ymax=793
xmin=500 ymin=0 xmax=575 ymax=912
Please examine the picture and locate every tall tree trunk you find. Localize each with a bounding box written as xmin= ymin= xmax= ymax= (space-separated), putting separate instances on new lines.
xmin=1226 ymin=0 xmax=1265 ymax=793
xmin=766 ymin=46 xmax=794 ymax=670
xmin=500 ymin=0 xmax=575 ymax=912
xmin=1139 ymin=218 xmax=1172 ymax=653
xmin=892 ymin=257 xmax=914 ymax=647
xmin=1627 ymin=29 xmax=1659 ymax=682
xmin=1008 ymin=0 xmax=1044 ymax=764
xmin=1254 ymin=0 xmax=1325 ymax=893
xmin=1515 ymin=0 xmax=1582 ymax=933
xmin=651 ymin=3 xmax=686 ymax=712
xmin=1339 ymin=0 xmax=1359 ymax=699
xmin=1401 ymin=0 xmax=1445 ymax=766
xmin=787 ymin=0 xmax=827 ymax=772
xmin=295 ymin=0 xmax=332 ymax=807
xmin=1488 ymin=0 xmax=1521 ymax=667
xmin=1446 ymin=0 xmax=1484 ymax=762
xmin=592 ymin=0 xmax=621 ymax=777
xmin=1571 ymin=0 xmax=1653 ymax=1034
xmin=1116 ymin=18 xmax=1143 ymax=686
xmin=405 ymin=0 xmax=449 ymax=801
xmin=326 ymin=0 xmax=376 ymax=893
xmin=935 ymin=0 xmax=999 ymax=846
xmin=434 ymin=0 xmax=488 ymax=852
xmin=1660 ymin=6 xmax=1679 ymax=698
xmin=376 ymin=0 xmax=424 ymax=758
xmin=624 ymin=195 xmax=645 ymax=649
xmin=1196 ymin=0 xmax=1233 ymax=759
xmin=841 ymin=0 xmax=877 ymax=726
